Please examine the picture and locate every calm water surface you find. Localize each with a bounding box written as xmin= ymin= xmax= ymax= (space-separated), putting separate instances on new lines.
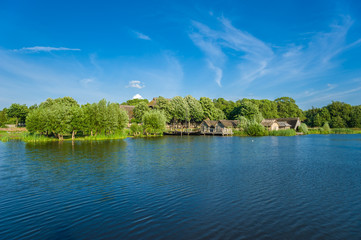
xmin=0 ymin=135 xmax=361 ymax=239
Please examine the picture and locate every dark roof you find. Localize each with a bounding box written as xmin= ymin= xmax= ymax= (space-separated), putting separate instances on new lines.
xmin=278 ymin=121 xmax=291 ymax=127
xmin=202 ymin=120 xmax=218 ymax=127
xmin=218 ymin=120 xmax=240 ymax=128
xmin=276 ymin=118 xmax=300 ymax=129
xmin=148 ymin=97 xmax=171 ymax=108
xmin=119 ymin=105 xmax=135 ymax=119
xmin=263 ymin=117 xmax=301 ymax=129
xmin=261 ymin=119 xmax=278 ymax=127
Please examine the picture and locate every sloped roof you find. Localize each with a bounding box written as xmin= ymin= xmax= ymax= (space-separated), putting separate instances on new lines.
xmin=218 ymin=120 xmax=240 ymax=128
xmin=278 ymin=121 xmax=291 ymax=127
xmin=262 ymin=117 xmax=301 ymax=129
xmin=202 ymin=120 xmax=218 ymax=127
xmin=120 ymin=105 xmax=135 ymax=119
xmin=261 ymin=119 xmax=278 ymax=127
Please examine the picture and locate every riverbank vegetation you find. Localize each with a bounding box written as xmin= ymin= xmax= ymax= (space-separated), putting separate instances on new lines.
xmin=1 ymin=95 xmax=360 ymax=142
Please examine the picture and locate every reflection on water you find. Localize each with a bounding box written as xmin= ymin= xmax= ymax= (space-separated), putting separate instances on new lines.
xmin=0 ymin=135 xmax=361 ymax=239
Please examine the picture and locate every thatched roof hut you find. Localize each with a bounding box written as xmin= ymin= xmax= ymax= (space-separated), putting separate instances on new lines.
xmin=119 ymin=105 xmax=135 ymax=119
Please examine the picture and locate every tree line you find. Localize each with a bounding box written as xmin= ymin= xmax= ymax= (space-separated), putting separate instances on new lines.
xmin=1 ymin=96 xmax=360 ymax=138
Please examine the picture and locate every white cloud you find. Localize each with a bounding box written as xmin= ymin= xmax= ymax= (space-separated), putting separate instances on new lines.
xmin=190 ymin=15 xmax=361 ymax=88
xmin=134 ymin=31 xmax=151 ymax=40
xmin=126 ymin=80 xmax=145 ymax=89
xmin=132 ymin=94 xmax=143 ymax=99
xmin=80 ymin=78 xmax=95 ymax=87
xmin=208 ymin=61 xmax=222 ymax=87
xmin=14 ymin=46 xmax=81 ymax=52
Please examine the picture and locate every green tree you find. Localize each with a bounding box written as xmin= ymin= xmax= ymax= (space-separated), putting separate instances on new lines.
xmin=185 ymin=95 xmax=204 ymax=123
xmin=7 ymin=103 xmax=29 ymax=126
xmin=170 ymin=96 xmax=190 ymax=124
xmin=153 ymin=96 xmax=173 ymax=122
xmin=121 ymin=98 xmax=149 ymax=106
xmin=0 ymin=109 xmax=7 ymax=127
xmin=299 ymin=123 xmax=308 ymax=134
xmin=321 ymin=122 xmax=331 ymax=134
xmin=142 ymin=110 xmax=166 ymax=135
xmin=245 ymin=121 xmax=265 ymax=136
xmin=231 ymin=99 xmax=263 ymax=123
xmin=275 ymin=97 xmax=303 ymax=118
xmin=200 ymin=97 xmax=221 ymax=120
xmin=213 ymin=98 xmax=236 ymax=119
xmin=350 ymin=105 xmax=361 ymax=128
xmin=133 ymin=102 xmax=150 ymax=123
xmin=327 ymin=101 xmax=352 ymax=128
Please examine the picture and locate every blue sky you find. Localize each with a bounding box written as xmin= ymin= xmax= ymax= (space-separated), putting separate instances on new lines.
xmin=1 ymin=0 xmax=361 ymax=109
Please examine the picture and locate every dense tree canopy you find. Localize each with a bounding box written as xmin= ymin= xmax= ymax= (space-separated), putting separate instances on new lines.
xmin=121 ymin=99 xmax=149 ymax=106
xmin=26 ymin=97 xmax=128 ymax=140
xmin=7 ymin=103 xmax=29 ymax=126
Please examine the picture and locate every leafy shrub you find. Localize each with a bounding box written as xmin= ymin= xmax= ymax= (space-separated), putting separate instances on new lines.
xmin=299 ymin=123 xmax=308 ymax=134
xmin=245 ymin=121 xmax=265 ymax=136
xmin=269 ymin=129 xmax=296 ymax=136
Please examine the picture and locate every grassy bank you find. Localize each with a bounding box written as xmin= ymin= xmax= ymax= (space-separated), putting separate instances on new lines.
xmin=308 ymin=128 xmax=361 ymax=134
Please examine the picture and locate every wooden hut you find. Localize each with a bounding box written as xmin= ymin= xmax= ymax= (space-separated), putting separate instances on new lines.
xmin=200 ymin=120 xmax=239 ymax=135
xmin=119 ymin=105 xmax=135 ymax=119
xmin=200 ymin=120 xmax=218 ymax=133
xmin=276 ymin=118 xmax=301 ymax=130
xmin=277 ymin=121 xmax=291 ymax=130
xmin=261 ymin=119 xmax=279 ymax=131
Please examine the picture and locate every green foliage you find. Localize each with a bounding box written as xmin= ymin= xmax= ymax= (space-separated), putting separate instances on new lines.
xmin=268 ymin=129 xmax=296 ymax=136
xmin=213 ymin=98 xmax=237 ymax=119
xmin=245 ymin=121 xmax=266 ymax=136
xmin=153 ymin=96 xmax=173 ymax=123
xmin=7 ymin=103 xmax=29 ymax=126
xmin=26 ymin=97 xmax=128 ymax=140
xmin=130 ymin=123 xmax=143 ymax=136
xmin=133 ymin=102 xmax=150 ymax=123
xmin=320 ymin=122 xmax=331 ymax=134
xmin=231 ymin=99 xmax=263 ymax=123
xmin=170 ymin=96 xmax=190 ymax=123
xmin=299 ymin=123 xmax=308 ymax=134
xmin=327 ymin=101 xmax=351 ymax=128
xmin=350 ymin=105 xmax=361 ymax=128
xmin=275 ymin=97 xmax=303 ymax=119
xmin=121 ymin=98 xmax=149 ymax=106
xmin=0 ymin=110 xmax=7 ymax=127
xmin=142 ymin=110 xmax=166 ymax=135
xmin=236 ymin=116 xmax=249 ymax=131
xmin=185 ymin=95 xmax=204 ymax=122
xmin=200 ymin=97 xmax=223 ymax=120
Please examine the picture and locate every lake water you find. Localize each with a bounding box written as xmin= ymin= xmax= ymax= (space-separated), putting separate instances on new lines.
xmin=0 ymin=135 xmax=361 ymax=239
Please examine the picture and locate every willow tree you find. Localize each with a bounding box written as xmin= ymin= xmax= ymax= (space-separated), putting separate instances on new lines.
xmin=185 ymin=95 xmax=204 ymax=124
xmin=170 ymin=96 xmax=189 ymax=128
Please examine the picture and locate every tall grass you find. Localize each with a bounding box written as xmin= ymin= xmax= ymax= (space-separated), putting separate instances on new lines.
xmin=83 ymin=131 xmax=128 ymax=141
xmin=20 ymin=133 xmax=56 ymax=142
xmin=268 ymin=129 xmax=296 ymax=136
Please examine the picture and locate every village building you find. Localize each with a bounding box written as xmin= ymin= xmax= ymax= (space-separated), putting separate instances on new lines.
xmin=261 ymin=119 xmax=279 ymax=131
xmin=261 ymin=117 xmax=301 ymax=130
xmin=277 ymin=121 xmax=291 ymax=130
xmin=200 ymin=120 xmax=239 ymax=135
xmin=119 ymin=105 xmax=135 ymax=119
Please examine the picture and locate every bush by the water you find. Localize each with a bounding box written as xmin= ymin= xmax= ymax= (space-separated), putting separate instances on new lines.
xmin=299 ymin=123 xmax=308 ymax=134
xmin=245 ymin=121 xmax=266 ymax=136
xmin=268 ymin=129 xmax=296 ymax=136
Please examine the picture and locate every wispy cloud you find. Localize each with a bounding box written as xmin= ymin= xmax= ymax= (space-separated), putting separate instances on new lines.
xmin=132 ymin=94 xmax=143 ymax=99
xmin=134 ymin=31 xmax=151 ymax=40
xmin=208 ymin=61 xmax=222 ymax=87
xmin=126 ymin=80 xmax=145 ymax=89
xmin=189 ymin=15 xmax=361 ymax=101
xmin=13 ymin=46 xmax=81 ymax=53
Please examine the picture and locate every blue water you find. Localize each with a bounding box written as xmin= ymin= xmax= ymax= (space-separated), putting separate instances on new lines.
xmin=0 ymin=135 xmax=361 ymax=239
